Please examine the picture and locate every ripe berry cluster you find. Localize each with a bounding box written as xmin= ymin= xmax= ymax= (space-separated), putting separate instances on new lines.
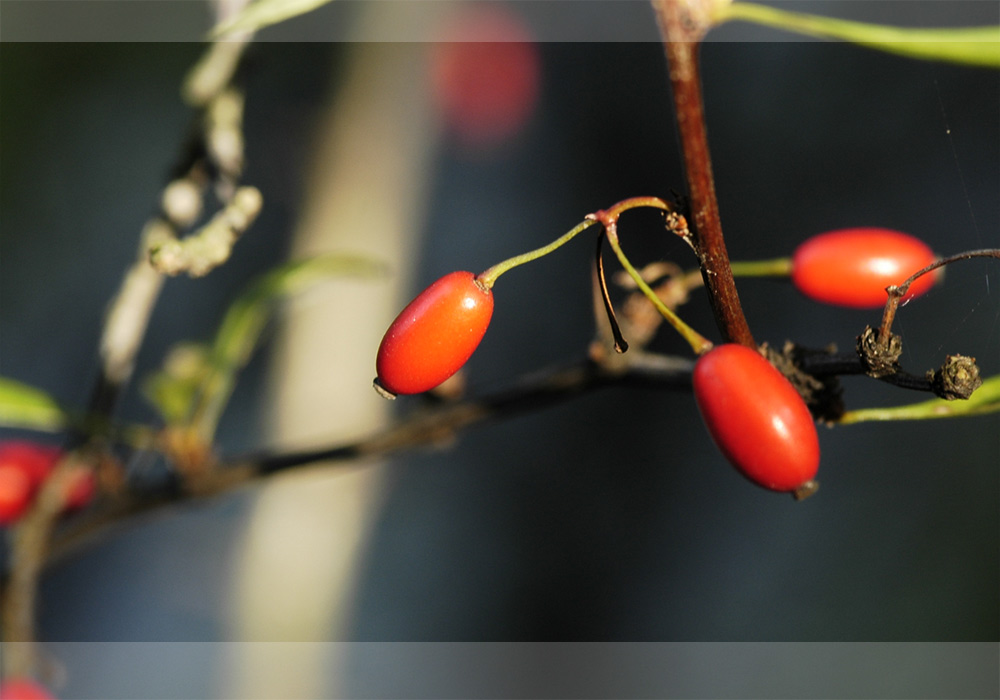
xmin=0 ymin=442 xmax=95 ymax=525
xmin=374 ymin=218 xmax=938 ymax=496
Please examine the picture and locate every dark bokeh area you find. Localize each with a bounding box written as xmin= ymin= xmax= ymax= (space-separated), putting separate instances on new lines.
xmin=1 ymin=4 xmax=998 ymax=698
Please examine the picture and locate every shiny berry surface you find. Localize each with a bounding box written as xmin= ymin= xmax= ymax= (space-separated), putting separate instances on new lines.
xmin=791 ymin=228 xmax=937 ymax=308
xmin=693 ymin=344 xmax=820 ymax=493
xmin=376 ymin=271 xmax=494 ymax=396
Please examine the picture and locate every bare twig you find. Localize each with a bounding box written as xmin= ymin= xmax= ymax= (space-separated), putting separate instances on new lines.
xmin=651 ymin=0 xmax=755 ymax=348
xmin=42 ymin=355 xmax=695 ymax=563
xmin=877 ymin=249 xmax=1000 ymax=350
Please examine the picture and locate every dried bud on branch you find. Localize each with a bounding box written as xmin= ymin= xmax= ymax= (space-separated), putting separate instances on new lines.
xmin=857 ymin=325 xmax=902 ymax=378
xmin=927 ymin=355 xmax=982 ymax=400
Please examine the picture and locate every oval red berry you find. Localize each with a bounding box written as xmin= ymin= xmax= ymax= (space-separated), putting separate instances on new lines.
xmin=376 ymin=271 xmax=494 ymax=396
xmin=693 ymin=344 xmax=820 ymax=493
xmin=791 ymin=228 xmax=937 ymax=308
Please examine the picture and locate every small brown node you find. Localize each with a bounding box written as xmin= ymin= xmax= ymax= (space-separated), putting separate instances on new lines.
xmin=857 ymin=325 xmax=902 ymax=378
xmin=664 ymin=210 xmax=691 ymax=239
xmin=927 ymin=355 xmax=982 ymax=401
xmin=792 ymin=480 xmax=819 ymax=501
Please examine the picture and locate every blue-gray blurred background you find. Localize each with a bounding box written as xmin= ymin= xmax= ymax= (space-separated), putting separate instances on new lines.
xmin=1 ymin=1 xmax=998 ymax=698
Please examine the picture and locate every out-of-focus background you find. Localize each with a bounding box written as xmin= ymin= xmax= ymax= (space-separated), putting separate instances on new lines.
xmin=1 ymin=1 xmax=998 ymax=698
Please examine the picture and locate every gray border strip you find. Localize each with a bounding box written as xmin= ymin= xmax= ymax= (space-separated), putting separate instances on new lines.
xmin=1 ymin=0 xmax=997 ymax=43
xmin=25 ymin=641 xmax=1000 ymax=699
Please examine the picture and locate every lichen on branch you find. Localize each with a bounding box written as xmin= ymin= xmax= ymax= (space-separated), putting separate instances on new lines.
xmin=148 ymin=186 xmax=263 ymax=278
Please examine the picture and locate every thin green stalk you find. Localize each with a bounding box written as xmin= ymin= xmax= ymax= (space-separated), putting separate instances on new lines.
xmin=838 ymin=374 xmax=1000 ymax=424
xmin=604 ymin=226 xmax=713 ymax=356
xmin=717 ymin=2 xmax=1000 ymax=68
xmin=477 ymin=219 xmax=599 ymax=289
xmin=477 ymin=198 xmax=675 ymax=289
xmin=729 ymin=257 xmax=793 ymax=277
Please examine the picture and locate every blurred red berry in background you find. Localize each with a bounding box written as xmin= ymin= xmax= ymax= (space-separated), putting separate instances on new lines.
xmin=0 ymin=677 xmax=55 ymax=700
xmin=429 ymin=4 xmax=541 ymax=151
xmin=0 ymin=441 xmax=61 ymax=488
xmin=0 ymin=441 xmax=95 ymax=523
xmin=0 ymin=463 xmax=34 ymax=525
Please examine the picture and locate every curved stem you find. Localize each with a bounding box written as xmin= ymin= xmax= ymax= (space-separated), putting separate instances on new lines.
xmin=604 ymin=220 xmax=713 ymax=356
xmin=476 ymin=219 xmax=598 ymax=289
xmin=601 ymin=196 xmax=675 ymax=220
xmin=878 ymin=248 xmax=1000 ymax=350
xmin=476 ymin=198 xmax=677 ymax=290
xmin=595 ymin=233 xmax=630 ymax=353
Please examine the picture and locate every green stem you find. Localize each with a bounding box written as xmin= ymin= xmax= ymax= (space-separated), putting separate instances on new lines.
xmin=476 ymin=197 xmax=675 ymax=289
xmin=717 ymin=2 xmax=1000 ymax=69
xmin=838 ymin=373 xmax=1000 ymax=424
xmin=729 ymin=257 xmax=793 ymax=277
xmin=603 ymin=223 xmax=713 ymax=356
xmin=476 ymin=219 xmax=599 ymax=289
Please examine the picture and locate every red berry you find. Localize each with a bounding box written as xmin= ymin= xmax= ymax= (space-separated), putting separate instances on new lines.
xmin=63 ymin=469 xmax=97 ymax=511
xmin=0 ymin=463 xmax=34 ymax=525
xmin=791 ymin=228 xmax=937 ymax=308
xmin=0 ymin=678 xmax=54 ymax=700
xmin=693 ymin=344 xmax=820 ymax=494
xmin=376 ymin=271 xmax=494 ymax=396
xmin=0 ymin=441 xmax=61 ymax=487
xmin=429 ymin=5 xmax=540 ymax=150
xmin=0 ymin=442 xmax=95 ymax=520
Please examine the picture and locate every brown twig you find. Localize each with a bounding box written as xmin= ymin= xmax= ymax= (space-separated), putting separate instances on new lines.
xmin=40 ymin=355 xmax=696 ymax=564
xmin=651 ymin=0 xmax=755 ymax=348
xmin=877 ymin=249 xmax=1000 ymax=350
xmin=595 ymin=232 xmax=630 ymax=353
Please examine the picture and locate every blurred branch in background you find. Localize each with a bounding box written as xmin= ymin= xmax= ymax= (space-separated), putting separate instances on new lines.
xmin=219 ymin=3 xmax=445 ymax=696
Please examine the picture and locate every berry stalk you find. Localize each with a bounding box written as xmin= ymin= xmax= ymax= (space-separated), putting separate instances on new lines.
xmin=602 ymin=217 xmax=714 ymax=356
xmin=476 ymin=219 xmax=599 ymax=289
